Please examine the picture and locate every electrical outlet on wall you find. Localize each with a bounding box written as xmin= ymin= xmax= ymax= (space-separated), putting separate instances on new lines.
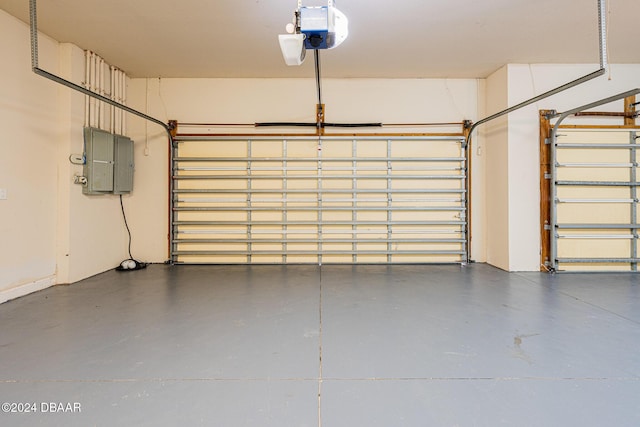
xmin=0 ymin=189 xmax=7 ymax=200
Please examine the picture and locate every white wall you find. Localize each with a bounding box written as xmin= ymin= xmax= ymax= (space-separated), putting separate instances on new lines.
xmin=71 ymin=67 xmax=640 ymax=274
xmin=97 ymin=67 xmax=640 ymax=273
xmin=126 ymin=77 xmax=488 ymax=263
xmin=124 ymin=78 xmax=172 ymax=263
xmin=0 ymin=10 xmax=133 ymax=302
xmin=56 ymin=44 xmax=132 ymax=284
xmin=0 ymin=10 xmax=59 ymax=301
xmin=484 ymin=66 xmax=510 ymax=270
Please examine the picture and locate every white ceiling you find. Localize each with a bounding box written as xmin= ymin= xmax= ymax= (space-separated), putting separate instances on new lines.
xmin=1 ymin=0 xmax=638 ymax=79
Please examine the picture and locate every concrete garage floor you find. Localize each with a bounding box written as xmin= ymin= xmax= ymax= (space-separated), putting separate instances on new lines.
xmin=0 ymin=263 xmax=639 ymax=426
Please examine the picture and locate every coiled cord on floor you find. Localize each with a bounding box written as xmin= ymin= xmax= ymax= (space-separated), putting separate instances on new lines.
xmin=116 ymin=195 xmax=147 ymax=271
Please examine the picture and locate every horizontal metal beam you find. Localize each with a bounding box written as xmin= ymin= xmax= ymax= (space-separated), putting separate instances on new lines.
xmin=557 ymin=258 xmax=640 ymax=264
xmin=556 ymin=162 xmax=635 ymax=168
xmin=556 ymin=198 xmax=636 ymax=203
xmin=173 ymin=261 xmax=464 ymax=265
xmin=556 ymin=143 xmax=640 ymax=149
xmin=174 ymin=206 xmax=465 ymax=212
xmin=556 ymin=234 xmax=635 ymax=239
xmin=556 ymin=223 xmax=640 ymax=229
xmin=177 ymin=198 xmax=463 ymax=204
xmin=556 ymin=181 xmax=640 ymax=187
xmin=174 ymin=135 xmax=465 ymax=142
xmin=177 ymin=122 xmax=465 ymax=128
xmin=177 ymin=166 xmax=464 ymax=172
xmin=173 ymin=250 xmax=466 ymax=256
xmin=254 ymin=122 xmax=382 ymax=128
xmin=174 ymin=238 xmax=466 ymax=244
xmin=175 ymin=157 xmax=466 ymax=162
xmin=174 ymin=188 xmax=467 ymax=194
xmin=174 ymin=174 xmax=465 ymax=180
xmin=174 ymin=220 xmax=466 ymax=226
xmin=178 ymin=229 xmax=462 ymax=235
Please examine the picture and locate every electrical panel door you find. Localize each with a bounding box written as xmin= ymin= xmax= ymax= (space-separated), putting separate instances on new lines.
xmin=83 ymin=127 xmax=114 ymax=194
xmin=114 ymin=135 xmax=134 ymax=194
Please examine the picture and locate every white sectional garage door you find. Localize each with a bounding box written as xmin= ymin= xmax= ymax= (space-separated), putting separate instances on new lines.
xmin=171 ymin=135 xmax=468 ymax=264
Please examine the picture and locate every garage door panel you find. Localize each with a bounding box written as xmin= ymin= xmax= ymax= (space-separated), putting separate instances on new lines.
xmin=557 ymin=203 xmax=631 ymax=223
xmin=173 ymin=136 xmax=467 ymax=264
xmin=551 ymin=129 xmax=640 ymax=271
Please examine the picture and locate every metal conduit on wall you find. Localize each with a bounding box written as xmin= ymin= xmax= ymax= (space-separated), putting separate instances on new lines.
xmin=83 ymin=51 xmax=127 ymax=134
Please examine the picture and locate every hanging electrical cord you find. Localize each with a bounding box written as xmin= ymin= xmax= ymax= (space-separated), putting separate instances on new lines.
xmin=314 ymin=49 xmax=323 ymax=134
xmin=116 ymin=194 xmax=147 ymax=271
xmin=120 ymin=194 xmax=133 ymax=259
xmin=314 ymin=50 xmax=322 ymax=108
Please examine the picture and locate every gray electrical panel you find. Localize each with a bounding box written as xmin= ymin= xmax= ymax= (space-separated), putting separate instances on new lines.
xmin=83 ymin=127 xmax=134 ymax=195
xmin=114 ymin=135 xmax=134 ymax=194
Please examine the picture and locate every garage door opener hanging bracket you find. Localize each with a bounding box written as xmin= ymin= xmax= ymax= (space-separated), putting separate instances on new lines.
xmin=29 ymin=0 xmax=174 ymax=139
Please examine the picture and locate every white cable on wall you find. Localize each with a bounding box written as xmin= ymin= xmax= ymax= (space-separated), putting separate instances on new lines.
xmin=115 ymin=69 xmax=120 ymax=133
xmin=84 ymin=50 xmax=90 ymax=128
xmin=121 ymin=69 xmax=126 ymax=135
xmin=119 ymin=69 xmax=124 ymax=134
xmin=88 ymin=51 xmax=95 ymax=128
xmin=98 ymin=57 xmax=104 ymax=129
xmin=110 ymin=65 xmax=115 ymax=133
xmin=113 ymin=66 xmax=118 ymax=133
xmin=606 ymin=0 xmax=612 ymax=80
xmin=92 ymin=52 xmax=98 ymax=128
xmin=144 ymin=78 xmax=149 ymax=156
xmin=116 ymin=69 xmax=120 ymax=132
xmin=118 ymin=69 xmax=122 ymax=133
